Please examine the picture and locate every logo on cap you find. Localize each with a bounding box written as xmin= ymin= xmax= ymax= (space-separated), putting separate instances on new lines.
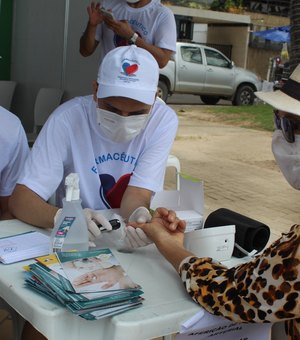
xmin=122 ymin=62 xmax=138 ymax=76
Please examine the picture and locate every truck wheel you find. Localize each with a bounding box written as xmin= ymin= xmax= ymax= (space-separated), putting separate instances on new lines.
xmin=157 ymin=80 xmax=168 ymax=102
xmin=200 ymin=96 xmax=220 ymax=105
xmin=233 ymin=85 xmax=254 ymax=106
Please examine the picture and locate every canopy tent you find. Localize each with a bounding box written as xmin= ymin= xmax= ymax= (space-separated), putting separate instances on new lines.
xmin=253 ymin=25 xmax=290 ymax=43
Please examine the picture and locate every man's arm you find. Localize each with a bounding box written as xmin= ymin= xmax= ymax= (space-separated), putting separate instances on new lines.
xmin=120 ymin=185 xmax=152 ymax=221
xmin=9 ymin=184 xmax=59 ymax=228
xmin=134 ymin=39 xmax=173 ymax=69
xmin=104 ymin=18 xmax=173 ymax=68
xmin=80 ymin=23 xmax=100 ymax=56
xmin=0 ymin=196 xmax=14 ymax=220
xmin=79 ymin=2 xmax=103 ymax=57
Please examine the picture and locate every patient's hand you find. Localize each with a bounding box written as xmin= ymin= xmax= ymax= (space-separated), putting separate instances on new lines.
xmin=130 ymin=207 xmax=186 ymax=247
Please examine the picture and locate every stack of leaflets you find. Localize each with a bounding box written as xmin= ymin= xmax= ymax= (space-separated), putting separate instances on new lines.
xmin=24 ymin=249 xmax=143 ymax=320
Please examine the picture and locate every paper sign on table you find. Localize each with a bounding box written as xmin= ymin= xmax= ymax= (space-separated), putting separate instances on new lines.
xmin=0 ymin=231 xmax=49 ymax=264
xmin=175 ymin=308 xmax=272 ymax=340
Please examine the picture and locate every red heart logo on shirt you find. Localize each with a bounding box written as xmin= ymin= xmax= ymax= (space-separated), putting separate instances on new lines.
xmin=106 ymin=173 xmax=131 ymax=208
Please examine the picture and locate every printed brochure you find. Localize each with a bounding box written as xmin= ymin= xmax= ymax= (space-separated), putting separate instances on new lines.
xmin=23 ymin=249 xmax=143 ymax=320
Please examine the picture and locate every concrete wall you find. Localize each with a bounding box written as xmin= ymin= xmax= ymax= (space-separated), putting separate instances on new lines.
xmin=10 ymin=0 xmax=99 ymax=132
xmin=247 ymin=47 xmax=278 ymax=80
xmin=10 ymin=1 xmax=252 ymax=132
xmin=207 ymin=25 xmax=249 ymax=68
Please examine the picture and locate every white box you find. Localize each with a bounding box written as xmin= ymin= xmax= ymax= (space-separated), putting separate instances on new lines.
xmin=184 ymin=225 xmax=236 ymax=261
xmin=151 ymin=175 xmax=204 ymax=232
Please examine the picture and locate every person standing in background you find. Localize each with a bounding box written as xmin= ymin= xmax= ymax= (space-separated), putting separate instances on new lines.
xmin=255 ymin=64 xmax=300 ymax=190
xmin=79 ymin=0 xmax=177 ymax=68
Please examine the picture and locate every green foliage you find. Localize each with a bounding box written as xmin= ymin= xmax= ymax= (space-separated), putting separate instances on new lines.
xmin=224 ymin=0 xmax=235 ymax=10
xmin=210 ymin=0 xmax=244 ymax=12
xmin=210 ymin=0 xmax=223 ymax=11
xmin=162 ymin=0 xmax=244 ymax=10
xmin=162 ymin=1 xmax=209 ymax=9
xmin=206 ymin=103 xmax=274 ymax=131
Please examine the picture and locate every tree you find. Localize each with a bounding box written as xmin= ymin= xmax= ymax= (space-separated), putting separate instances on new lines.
xmin=289 ymin=0 xmax=300 ymax=71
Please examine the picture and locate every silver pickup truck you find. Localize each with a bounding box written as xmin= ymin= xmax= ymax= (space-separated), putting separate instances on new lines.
xmin=159 ymin=42 xmax=262 ymax=105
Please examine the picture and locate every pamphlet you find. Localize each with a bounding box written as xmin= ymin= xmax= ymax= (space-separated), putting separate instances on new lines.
xmin=56 ymin=249 xmax=141 ymax=293
xmin=35 ymin=253 xmax=67 ymax=278
xmin=24 ymin=249 xmax=144 ymax=319
xmin=0 ymin=231 xmax=49 ymax=264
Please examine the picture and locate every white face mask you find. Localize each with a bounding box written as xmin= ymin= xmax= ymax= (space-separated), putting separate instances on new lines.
xmin=272 ymin=129 xmax=300 ymax=189
xmin=97 ymin=108 xmax=149 ymax=143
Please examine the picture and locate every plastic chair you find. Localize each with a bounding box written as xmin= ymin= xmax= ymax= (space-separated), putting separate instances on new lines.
xmin=0 ymin=80 xmax=17 ymax=110
xmin=167 ymin=154 xmax=181 ymax=190
xmin=156 ymin=97 xmax=181 ymax=190
xmin=27 ymin=87 xmax=64 ymax=147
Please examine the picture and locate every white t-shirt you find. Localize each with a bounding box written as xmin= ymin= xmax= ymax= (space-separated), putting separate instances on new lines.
xmin=0 ymin=107 xmax=29 ymax=196
xmin=95 ymin=0 xmax=176 ymax=63
xmin=18 ymin=96 xmax=178 ymax=210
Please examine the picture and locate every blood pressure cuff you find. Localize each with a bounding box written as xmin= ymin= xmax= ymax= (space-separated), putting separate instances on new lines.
xmin=204 ymin=208 xmax=270 ymax=258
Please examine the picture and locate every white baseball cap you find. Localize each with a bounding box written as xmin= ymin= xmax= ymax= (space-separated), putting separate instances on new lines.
xmin=97 ymin=45 xmax=159 ymax=105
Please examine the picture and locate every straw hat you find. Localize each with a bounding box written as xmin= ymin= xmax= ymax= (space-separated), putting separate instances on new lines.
xmin=255 ymin=64 xmax=300 ymax=116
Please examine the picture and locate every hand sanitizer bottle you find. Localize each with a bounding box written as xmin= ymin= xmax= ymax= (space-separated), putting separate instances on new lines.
xmin=50 ymin=173 xmax=89 ymax=253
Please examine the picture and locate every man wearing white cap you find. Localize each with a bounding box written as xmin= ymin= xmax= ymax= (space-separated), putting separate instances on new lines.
xmin=255 ymin=64 xmax=300 ymax=190
xmin=9 ymin=45 xmax=178 ymax=250
xmin=80 ymin=0 xmax=176 ymax=68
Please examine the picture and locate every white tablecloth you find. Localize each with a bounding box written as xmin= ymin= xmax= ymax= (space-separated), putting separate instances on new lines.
xmin=0 ymin=219 xmax=201 ymax=340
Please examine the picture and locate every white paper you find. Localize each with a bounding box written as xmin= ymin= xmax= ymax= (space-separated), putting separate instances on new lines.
xmin=177 ymin=308 xmax=272 ymax=340
xmin=0 ymin=231 xmax=49 ymax=264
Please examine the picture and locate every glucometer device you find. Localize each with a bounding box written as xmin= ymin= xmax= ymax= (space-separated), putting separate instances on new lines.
xmin=98 ymin=219 xmax=121 ymax=232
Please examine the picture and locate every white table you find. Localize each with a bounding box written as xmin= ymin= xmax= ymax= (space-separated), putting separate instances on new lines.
xmin=0 ymin=219 xmax=202 ymax=340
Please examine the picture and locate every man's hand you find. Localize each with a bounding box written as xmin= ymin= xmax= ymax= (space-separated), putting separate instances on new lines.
xmin=128 ymin=206 xmax=152 ymax=224
xmin=84 ymin=208 xmax=112 ymax=246
xmin=87 ymin=1 xmax=104 ymax=26
xmin=54 ymin=208 xmax=112 ymax=247
xmin=123 ymin=225 xmax=153 ymax=249
xmin=104 ymin=18 xmax=135 ymax=40
xmin=119 ymin=207 xmax=153 ymax=251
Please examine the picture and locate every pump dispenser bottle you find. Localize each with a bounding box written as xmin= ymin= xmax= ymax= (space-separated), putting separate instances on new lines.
xmin=50 ymin=173 xmax=89 ymax=253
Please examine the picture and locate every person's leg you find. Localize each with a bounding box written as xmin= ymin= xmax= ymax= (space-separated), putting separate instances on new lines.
xmin=22 ymin=321 xmax=47 ymax=340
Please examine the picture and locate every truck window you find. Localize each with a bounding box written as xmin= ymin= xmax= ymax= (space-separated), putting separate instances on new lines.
xmin=180 ymin=46 xmax=202 ymax=64
xmin=204 ymin=49 xmax=230 ymax=68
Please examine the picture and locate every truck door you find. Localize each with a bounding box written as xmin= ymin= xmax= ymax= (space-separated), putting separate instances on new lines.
xmin=203 ymin=48 xmax=234 ymax=95
xmin=177 ymin=46 xmax=206 ymax=92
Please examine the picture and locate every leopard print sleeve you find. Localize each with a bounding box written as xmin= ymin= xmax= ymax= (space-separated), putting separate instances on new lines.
xmin=179 ymin=224 xmax=300 ymax=339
